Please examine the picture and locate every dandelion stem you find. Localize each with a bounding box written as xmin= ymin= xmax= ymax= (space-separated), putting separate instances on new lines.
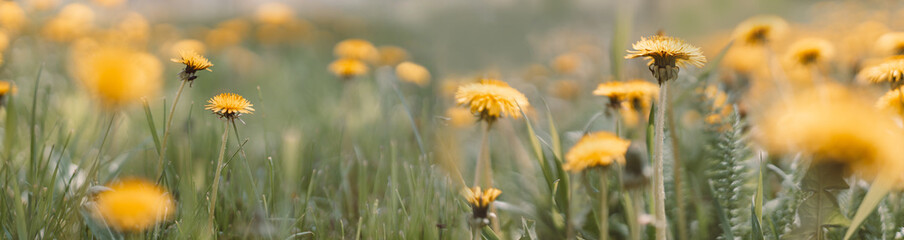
xmin=653 ymin=79 xmax=669 ymax=240
xmin=157 ymin=79 xmax=188 ymax=179
xmin=208 ymin=120 xmax=230 ymax=235
xmin=474 ymin=121 xmax=492 ymax=188
xmin=599 ymin=169 xmax=609 ymax=240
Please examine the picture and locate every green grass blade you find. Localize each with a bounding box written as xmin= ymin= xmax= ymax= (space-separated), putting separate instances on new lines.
xmin=843 ymin=173 xmax=893 ymax=240
xmin=142 ymin=98 xmax=162 ymax=155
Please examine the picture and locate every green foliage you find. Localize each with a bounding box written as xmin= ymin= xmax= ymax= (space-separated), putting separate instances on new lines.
xmin=705 ymin=107 xmax=751 ymax=239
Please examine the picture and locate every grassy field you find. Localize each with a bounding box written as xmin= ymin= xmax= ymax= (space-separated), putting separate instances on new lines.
xmin=1 ymin=0 xmax=904 ymax=239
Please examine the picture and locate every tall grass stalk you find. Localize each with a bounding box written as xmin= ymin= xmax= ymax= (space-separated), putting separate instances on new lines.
xmin=157 ymin=80 xmax=189 ymax=178
xmin=208 ymin=120 xmax=230 ymax=234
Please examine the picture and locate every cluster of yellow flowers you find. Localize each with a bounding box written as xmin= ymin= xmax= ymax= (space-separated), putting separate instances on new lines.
xmin=328 ymin=38 xmax=432 ymax=86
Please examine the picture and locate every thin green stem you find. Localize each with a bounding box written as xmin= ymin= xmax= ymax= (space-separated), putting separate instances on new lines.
xmin=600 ymin=169 xmax=609 ymax=240
xmin=208 ymin=120 xmax=230 ymax=235
xmin=157 ymin=79 xmax=188 ymax=179
xmin=474 ymin=121 xmax=492 ymax=188
xmin=653 ymin=79 xmax=669 ymax=240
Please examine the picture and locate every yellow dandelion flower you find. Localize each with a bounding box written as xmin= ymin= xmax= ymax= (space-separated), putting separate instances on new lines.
xmin=205 ymin=92 xmax=254 ymax=119
xmin=169 ymin=39 xmax=206 ymax=57
xmin=454 ymin=79 xmax=530 ymax=122
xmin=0 ymin=80 xmax=16 ymax=96
xmin=255 ymin=2 xmax=295 ymax=25
xmin=876 ymin=32 xmax=904 ymax=56
xmin=626 ymin=35 xmax=706 ymax=82
xmin=92 ymin=0 xmax=125 ymax=8
xmin=205 ymin=28 xmax=242 ymax=51
xmin=114 ymin=12 xmax=150 ymax=45
xmin=395 ymin=61 xmax=430 ymax=86
xmin=446 ymin=107 xmax=475 ymax=128
xmin=0 ymin=1 xmax=25 ymax=32
xmin=758 ymin=84 xmax=904 ymax=180
xmin=334 ymin=39 xmax=378 ymax=62
xmin=171 ymin=50 xmax=213 ymax=82
xmin=328 ymin=58 xmax=369 ymax=79
xmin=858 ymin=58 xmax=904 ymax=84
xmin=877 ymin=86 xmax=904 ymax=116
xmin=93 ymin=179 xmax=175 ymax=232
xmin=72 ymin=46 xmax=162 ymax=108
xmin=377 ymin=46 xmax=409 ymax=66
xmin=732 ymin=15 xmax=788 ymax=46
xmin=564 ymin=131 xmax=631 ymax=172
xmin=784 ymin=38 xmax=834 ymax=66
xmin=42 ymin=3 xmax=94 ymax=42
xmin=593 ymin=80 xmax=659 ymax=109
xmin=28 ymin=0 xmax=58 ymax=11
xmin=462 ymin=186 xmax=501 ymax=220
xmin=551 ymin=53 xmax=582 ymax=75
xmin=0 ymin=31 xmax=8 ymax=51
xmin=549 ymin=79 xmax=580 ymax=100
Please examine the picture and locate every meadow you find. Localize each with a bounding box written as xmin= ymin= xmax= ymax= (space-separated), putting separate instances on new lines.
xmin=0 ymin=0 xmax=904 ymax=239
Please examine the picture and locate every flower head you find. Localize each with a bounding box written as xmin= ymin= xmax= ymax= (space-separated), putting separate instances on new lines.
xmin=877 ymin=86 xmax=904 ymax=116
xmin=0 ymin=80 xmax=16 ymax=106
xmin=377 ymin=46 xmax=409 ymax=66
xmin=454 ymin=79 xmax=530 ymax=123
xmin=551 ymin=53 xmax=582 ymax=75
xmin=593 ymin=80 xmax=659 ymax=109
xmin=92 ymin=178 xmax=175 ymax=232
xmin=462 ymin=186 xmax=501 ymax=222
xmin=328 ymin=58 xmax=369 ymax=79
xmin=255 ymin=2 xmax=295 ymax=25
xmin=857 ymin=58 xmax=904 ymax=85
xmin=732 ymin=15 xmax=789 ymax=46
xmin=757 ymin=85 xmax=904 ymax=180
xmin=205 ymin=92 xmax=254 ymax=120
xmin=72 ymin=46 xmax=162 ymax=108
xmin=334 ymin=39 xmax=378 ymax=62
xmin=395 ymin=61 xmax=430 ymax=86
xmin=0 ymin=1 xmax=25 ymax=32
xmin=41 ymin=3 xmax=94 ymax=42
xmin=564 ymin=131 xmax=631 ymax=172
xmin=626 ymin=35 xmax=706 ymax=81
xmin=876 ymin=32 xmax=904 ymax=56
xmin=784 ymin=38 xmax=834 ymax=66
xmin=171 ymin=50 xmax=213 ymax=82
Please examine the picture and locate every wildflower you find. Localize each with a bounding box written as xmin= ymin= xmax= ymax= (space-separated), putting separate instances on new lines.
xmin=732 ymin=15 xmax=788 ymax=46
xmin=205 ymin=92 xmax=254 ymax=120
xmin=445 ymin=107 xmax=475 ymax=128
xmin=0 ymin=30 xmax=8 ymax=51
xmin=454 ymin=79 xmax=530 ymax=123
xmin=593 ymin=80 xmax=659 ymax=109
xmin=42 ymin=3 xmax=94 ymax=42
xmin=334 ymin=39 xmax=378 ymax=62
xmin=377 ymin=46 xmax=409 ymax=66
xmin=626 ymin=35 xmax=706 ymax=83
xmin=857 ymin=58 xmax=904 ymax=85
xmin=876 ymin=32 xmax=904 ymax=56
xmin=255 ymin=2 xmax=294 ymax=25
xmin=0 ymin=80 xmax=16 ymax=106
xmin=28 ymin=0 xmax=57 ymax=11
xmin=92 ymin=0 xmax=125 ymax=8
xmin=784 ymin=38 xmax=834 ymax=66
xmin=169 ymin=39 xmax=206 ymax=57
xmin=395 ymin=61 xmax=430 ymax=86
xmin=551 ymin=53 xmax=582 ymax=75
xmin=92 ymin=179 xmax=175 ymax=232
xmin=0 ymin=1 xmax=25 ymax=32
xmin=549 ymin=79 xmax=579 ymax=100
xmin=329 ymin=58 xmax=369 ymax=79
xmin=72 ymin=46 xmax=162 ymax=108
xmin=205 ymin=28 xmax=242 ymax=51
xmin=757 ymin=84 xmax=904 ymax=180
xmin=462 ymin=186 xmax=501 ymax=224
xmin=171 ymin=50 xmax=213 ymax=83
xmin=877 ymin=86 xmax=904 ymax=116
xmin=563 ymin=131 xmax=631 ymax=172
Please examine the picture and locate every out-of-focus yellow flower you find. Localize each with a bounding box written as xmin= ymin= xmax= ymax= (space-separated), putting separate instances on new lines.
xmin=593 ymin=80 xmax=659 ymax=109
xmin=219 ymin=18 xmax=251 ymax=37
xmin=877 ymin=86 xmax=904 ymax=116
xmin=42 ymin=3 xmax=94 ymax=42
xmin=206 ymin=28 xmax=242 ymax=51
xmin=564 ymin=131 xmax=631 ymax=172
xmin=255 ymin=2 xmax=294 ymax=25
xmin=395 ymin=61 xmax=430 ymax=86
xmin=169 ymin=39 xmax=206 ymax=57
xmin=334 ymin=39 xmax=378 ymax=62
xmin=92 ymin=179 xmax=174 ymax=232
xmin=454 ymin=79 xmax=530 ymax=122
xmin=92 ymin=0 xmax=125 ymax=8
xmin=0 ymin=2 xmax=25 ymax=32
xmin=114 ymin=12 xmax=150 ymax=45
xmin=72 ymin=46 xmax=162 ymax=108
xmin=877 ymin=32 xmax=904 ymax=56
xmin=462 ymin=186 xmax=501 ymax=220
xmin=551 ymin=53 xmax=582 ymax=75
xmin=205 ymin=92 xmax=254 ymax=120
xmin=446 ymin=107 xmax=475 ymax=128
xmin=328 ymin=58 xmax=368 ymax=79
xmin=724 ymin=45 xmax=768 ymax=76
xmin=439 ymin=77 xmax=466 ymax=97
xmin=28 ymin=0 xmax=57 ymax=11
xmin=0 ymin=80 xmax=17 ymax=96
xmin=549 ymin=79 xmax=579 ymax=100
xmin=784 ymin=38 xmax=834 ymax=66
xmin=626 ymin=35 xmax=707 ymax=68
xmin=858 ymin=58 xmax=904 ymax=85
xmin=0 ymin=30 xmax=9 ymax=51
xmin=521 ymin=64 xmax=550 ymax=83
xmin=757 ymin=84 xmax=904 ymax=180
xmin=377 ymin=46 xmax=409 ymax=66
xmin=732 ymin=15 xmax=788 ymax=46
